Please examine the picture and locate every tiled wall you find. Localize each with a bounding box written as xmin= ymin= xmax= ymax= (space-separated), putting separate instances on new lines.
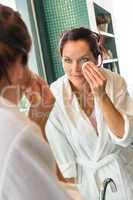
xmin=34 ymin=0 xmax=90 ymax=82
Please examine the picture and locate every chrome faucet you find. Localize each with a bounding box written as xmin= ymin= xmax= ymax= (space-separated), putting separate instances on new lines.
xmin=99 ymin=178 xmax=117 ymax=200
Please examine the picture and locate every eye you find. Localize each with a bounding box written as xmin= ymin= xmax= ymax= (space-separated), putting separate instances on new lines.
xmin=63 ymin=58 xmax=72 ymax=64
xmin=79 ymin=58 xmax=90 ymax=65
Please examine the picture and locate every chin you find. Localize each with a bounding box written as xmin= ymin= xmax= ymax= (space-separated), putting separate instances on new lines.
xmin=74 ymin=77 xmax=85 ymax=83
xmin=69 ymin=77 xmax=86 ymax=90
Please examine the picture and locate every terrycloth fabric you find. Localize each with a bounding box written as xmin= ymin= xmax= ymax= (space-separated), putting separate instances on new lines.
xmin=0 ymin=97 xmax=72 ymax=200
xmin=46 ymin=68 xmax=133 ymax=200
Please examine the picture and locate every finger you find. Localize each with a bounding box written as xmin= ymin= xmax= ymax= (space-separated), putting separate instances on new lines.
xmin=89 ymin=62 xmax=106 ymax=80
xmin=82 ymin=69 xmax=94 ymax=90
xmin=83 ymin=61 xmax=106 ymax=81
xmin=25 ymin=90 xmax=41 ymax=106
xmin=87 ymin=67 xmax=103 ymax=85
xmin=35 ymin=74 xmax=48 ymax=86
xmin=83 ymin=65 xmax=99 ymax=84
xmin=84 ymin=68 xmax=98 ymax=87
xmin=25 ymin=79 xmax=42 ymax=102
xmin=30 ymin=75 xmax=47 ymax=95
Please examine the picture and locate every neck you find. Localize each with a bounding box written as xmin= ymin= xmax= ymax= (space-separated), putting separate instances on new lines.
xmin=70 ymin=80 xmax=91 ymax=94
xmin=69 ymin=80 xmax=94 ymax=112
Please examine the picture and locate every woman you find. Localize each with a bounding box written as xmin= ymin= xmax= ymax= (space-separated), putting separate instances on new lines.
xmin=0 ymin=4 xmax=72 ymax=200
xmin=46 ymin=27 xmax=133 ymax=200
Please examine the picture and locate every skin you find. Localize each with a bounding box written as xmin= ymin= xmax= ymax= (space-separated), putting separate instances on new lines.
xmin=0 ymin=54 xmax=55 ymax=138
xmin=61 ymin=39 xmax=124 ymax=183
xmin=0 ymin=56 xmax=26 ymax=105
xmin=62 ymin=40 xmax=96 ymax=116
xmin=82 ymin=61 xmax=124 ymax=139
xmin=62 ymin=39 xmax=124 ymax=138
xmin=25 ymin=73 xmax=55 ymax=139
xmin=62 ymin=40 xmax=96 ymax=91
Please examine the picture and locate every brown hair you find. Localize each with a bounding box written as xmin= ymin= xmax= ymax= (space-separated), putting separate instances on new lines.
xmin=0 ymin=4 xmax=32 ymax=81
xmin=58 ymin=27 xmax=102 ymax=60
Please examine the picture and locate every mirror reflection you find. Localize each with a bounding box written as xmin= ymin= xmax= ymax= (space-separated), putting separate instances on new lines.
xmin=46 ymin=26 xmax=133 ymax=200
xmin=0 ymin=1 xmax=133 ymax=200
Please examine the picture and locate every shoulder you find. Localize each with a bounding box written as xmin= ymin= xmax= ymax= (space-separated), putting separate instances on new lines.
xmin=0 ymin=100 xmax=32 ymax=137
xmin=101 ymin=68 xmax=127 ymax=91
xmin=102 ymin=68 xmax=124 ymax=82
xmin=50 ymin=75 xmax=67 ymax=95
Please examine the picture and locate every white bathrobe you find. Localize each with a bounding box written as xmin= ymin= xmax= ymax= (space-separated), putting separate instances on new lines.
xmin=0 ymin=97 xmax=72 ymax=200
xmin=46 ymin=68 xmax=133 ymax=200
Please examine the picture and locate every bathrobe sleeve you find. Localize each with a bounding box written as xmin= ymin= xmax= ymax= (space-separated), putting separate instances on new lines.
xmin=0 ymin=123 xmax=72 ymax=200
xmin=45 ymin=106 xmax=77 ymax=179
xmin=107 ymin=75 xmax=133 ymax=147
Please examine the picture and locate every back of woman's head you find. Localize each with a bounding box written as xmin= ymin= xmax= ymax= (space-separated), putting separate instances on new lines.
xmin=0 ymin=4 xmax=32 ymax=81
xmin=59 ymin=27 xmax=101 ymax=59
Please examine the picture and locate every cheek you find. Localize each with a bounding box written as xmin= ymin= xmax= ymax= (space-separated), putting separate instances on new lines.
xmin=12 ymin=67 xmax=26 ymax=86
xmin=7 ymin=69 xmax=19 ymax=85
xmin=15 ymin=68 xmax=24 ymax=84
xmin=62 ymin=64 xmax=72 ymax=75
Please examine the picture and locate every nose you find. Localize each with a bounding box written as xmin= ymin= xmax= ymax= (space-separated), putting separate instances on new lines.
xmin=72 ymin=61 xmax=82 ymax=74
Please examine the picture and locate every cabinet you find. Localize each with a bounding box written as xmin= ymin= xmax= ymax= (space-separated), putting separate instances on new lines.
xmin=86 ymin=0 xmax=120 ymax=73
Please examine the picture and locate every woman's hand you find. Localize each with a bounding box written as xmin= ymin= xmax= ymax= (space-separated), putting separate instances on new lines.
xmin=25 ymin=70 xmax=55 ymax=137
xmin=82 ymin=61 xmax=107 ymax=100
xmin=82 ymin=62 xmax=124 ymax=138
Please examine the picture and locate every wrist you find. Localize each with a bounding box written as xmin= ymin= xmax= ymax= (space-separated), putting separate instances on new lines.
xmin=95 ymin=91 xmax=108 ymax=103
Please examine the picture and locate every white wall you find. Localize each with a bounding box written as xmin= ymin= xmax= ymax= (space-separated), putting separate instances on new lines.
xmin=94 ymin=0 xmax=113 ymax=12
xmin=15 ymin=0 xmax=39 ymax=74
xmin=0 ymin=0 xmax=39 ymax=74
xmin=112 ymin=0 xmax=133 ymax=92
xmin=0 ymin=0 xmax=16 ymax=9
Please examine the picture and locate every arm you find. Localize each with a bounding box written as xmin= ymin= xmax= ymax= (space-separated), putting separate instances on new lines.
xmin=25 ymin=73 xmax=55 ymax=140
xmin=56 ymin=164 xmax=75 ymax=183
xmin=45 ymin=106 xmax=77 ymax=182
xmin=0 ymin=124 xmax=72 ymax=200
xmin=98 ymin=93 xmax=124 ymax=138
xmin=82 ymin=62 xmax=124 ymax=138
xmin=107 ymin=77 xmax=133 ymax=146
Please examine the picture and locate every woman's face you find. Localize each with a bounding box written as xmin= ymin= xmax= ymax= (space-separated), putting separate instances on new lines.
xmin=1 ymin=55 xmax=31 ymax=104
xmin=62 ymin=40 xmax=97 ymax=91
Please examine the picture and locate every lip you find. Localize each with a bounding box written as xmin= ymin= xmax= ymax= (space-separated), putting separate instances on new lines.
xmin=71 ymin=74 xmax=83 ymax=77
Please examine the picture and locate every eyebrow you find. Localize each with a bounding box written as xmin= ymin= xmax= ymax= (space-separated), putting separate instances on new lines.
xmin=63 ymin=55 xmax=90 ymax=58
xmin=62 ymin=56 xmax=71 ymax=58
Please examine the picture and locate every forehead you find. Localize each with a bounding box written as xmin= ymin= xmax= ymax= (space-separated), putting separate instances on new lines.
xmin=62 ymin=40 xmax=92 ymax=57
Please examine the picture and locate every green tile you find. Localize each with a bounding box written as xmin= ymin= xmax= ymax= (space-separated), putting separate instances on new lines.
xmin=35 ymin=0 xmax=90 ymax=81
